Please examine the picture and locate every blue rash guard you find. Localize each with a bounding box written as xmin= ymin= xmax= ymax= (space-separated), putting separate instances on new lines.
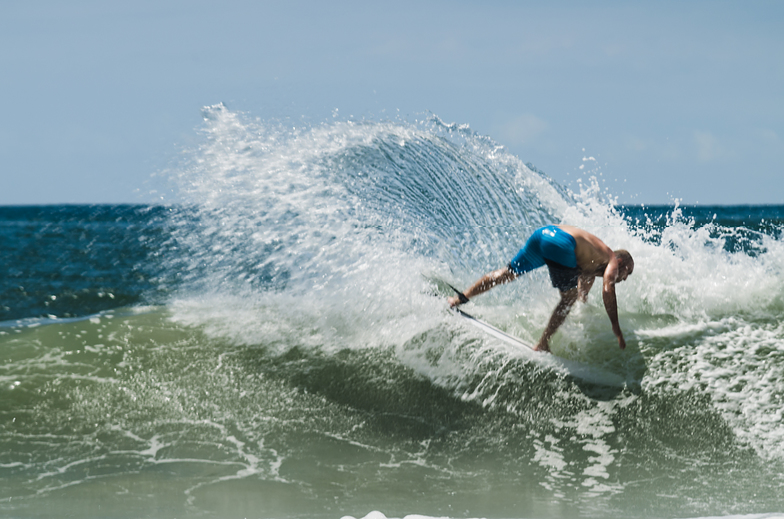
xmin=509 ymin=225 xmax=581 ymax=291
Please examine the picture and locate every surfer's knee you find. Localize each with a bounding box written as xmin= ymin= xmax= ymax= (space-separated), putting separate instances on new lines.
xmin=560 ymin=288 xmax=578 ymax=303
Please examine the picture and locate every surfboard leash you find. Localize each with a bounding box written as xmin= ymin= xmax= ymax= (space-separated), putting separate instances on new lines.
xmin=446 ymin=283 xmax=470 ymax=305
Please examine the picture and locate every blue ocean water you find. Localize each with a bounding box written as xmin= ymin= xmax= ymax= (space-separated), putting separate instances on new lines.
xmin=2 ymin=106 xmax=784 ymax=518
xmin=0 ymin=205 xmax=170 ymax=322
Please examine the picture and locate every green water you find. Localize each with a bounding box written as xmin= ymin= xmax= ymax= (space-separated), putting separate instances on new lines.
xmin=2 ymin=307 xmax=782 ymax=518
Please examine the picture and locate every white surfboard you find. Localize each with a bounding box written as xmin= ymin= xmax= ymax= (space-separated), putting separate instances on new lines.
xmin=454 ymin=308 xmax=626 ymax=387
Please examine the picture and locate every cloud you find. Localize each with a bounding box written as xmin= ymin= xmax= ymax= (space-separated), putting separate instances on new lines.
xmin=694 ymin=130 xmax=723 ymax=162
xmin=693 ymin=130 xmax=742 ymax=163
xmin=622 ymin=135 xmax=682 ymax=161
xmin=755 ymin=128 xmax=782 ymax=149
xmin=496 ymin=113 xmax=549 ymax=146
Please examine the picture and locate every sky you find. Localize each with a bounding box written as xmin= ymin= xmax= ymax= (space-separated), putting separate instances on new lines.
xmin=2 ymin=0 xmax=783 ymax=205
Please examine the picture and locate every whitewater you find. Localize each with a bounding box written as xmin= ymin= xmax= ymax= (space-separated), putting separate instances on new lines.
xmin=1 ymin=104 xmax=783 ymax=518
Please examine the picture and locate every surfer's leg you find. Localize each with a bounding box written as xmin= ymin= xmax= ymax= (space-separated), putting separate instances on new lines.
xmin=577 ymin=273 xmax=595 ymax=303
xmin=535 ymin=288 xmax=578 ymax=353
xmin=539 ymin=226 xmax=578 ymax=269
xmin=448 ymin=266 xmax=517 ymax=307
xmin=509 ymin=228 xmax=546 ymax=276
xmin=450 ymin=228 xmax=544 ymax=307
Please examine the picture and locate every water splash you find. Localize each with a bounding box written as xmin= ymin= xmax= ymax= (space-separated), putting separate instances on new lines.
xmin=163 ymin=105 xmax=784 ymax=460
xmin=164 ymin=104 xmax=572 ymax=350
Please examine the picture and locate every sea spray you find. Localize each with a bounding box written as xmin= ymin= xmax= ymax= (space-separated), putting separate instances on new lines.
xmin=2 ymin=106 xmax=784 ymax=517
xmin=164 ymin=104 xmax=572 ymax=351
xmin=161 ymin=106 xmax=784 ymax=462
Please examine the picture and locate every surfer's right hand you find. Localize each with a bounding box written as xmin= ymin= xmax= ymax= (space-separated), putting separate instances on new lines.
xmin=447 ymin=295 xmax=462 ymax=308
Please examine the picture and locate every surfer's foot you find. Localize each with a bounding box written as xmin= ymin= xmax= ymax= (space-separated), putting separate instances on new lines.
xmin=534 ymin=341 xmax=551 ymax=353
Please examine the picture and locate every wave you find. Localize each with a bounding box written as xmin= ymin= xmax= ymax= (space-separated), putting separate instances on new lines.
xmin=4 ymin=106 xmax=784 ymax=516
xmin=160 ymin=104 xmax=784 ymax=460
xmin=163 ymin=104 xmax=570 ymax=347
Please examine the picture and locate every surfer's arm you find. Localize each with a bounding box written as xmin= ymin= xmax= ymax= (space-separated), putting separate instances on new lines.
xmin=601 ymin=257 xmax=626 ymax=350
xmin=447 ymin=267 xmax=517 ymax=307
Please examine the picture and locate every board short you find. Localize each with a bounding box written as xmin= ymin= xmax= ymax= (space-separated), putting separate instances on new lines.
xmin=508 ymin=225 xmax=581 ymax=292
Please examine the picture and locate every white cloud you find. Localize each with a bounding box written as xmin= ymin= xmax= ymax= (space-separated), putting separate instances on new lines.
xmin=496 ymin=113 xmax=549 ymax=146
xmin=622 ymin=135 xmax=682 ymax=161
xmin=756 ymin=128 xmax=782 ymax=149
xmin=693 ymin=130 xmax=728 ymax=162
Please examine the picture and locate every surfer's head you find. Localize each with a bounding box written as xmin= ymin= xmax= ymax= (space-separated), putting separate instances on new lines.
xmin=614 ymin=249 xmax=634 ymax=282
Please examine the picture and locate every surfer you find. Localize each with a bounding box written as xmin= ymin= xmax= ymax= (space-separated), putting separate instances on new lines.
xmin=448 ymin=225 xmax=634 ymax=352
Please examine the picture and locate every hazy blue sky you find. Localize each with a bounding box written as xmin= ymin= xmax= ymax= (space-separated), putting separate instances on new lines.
xmin=2 ymin=1 xmax=782 ymax=205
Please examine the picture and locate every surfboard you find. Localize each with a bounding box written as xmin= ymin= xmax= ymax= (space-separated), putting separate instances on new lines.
xmin=453 ymin=307 xmax=626 ymax=387
xmin=454 ymin=307 xmax=537 ymax=351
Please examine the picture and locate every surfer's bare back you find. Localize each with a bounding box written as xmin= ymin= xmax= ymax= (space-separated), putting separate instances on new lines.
xmin=448 ymin=225 xmax=634 ymax=353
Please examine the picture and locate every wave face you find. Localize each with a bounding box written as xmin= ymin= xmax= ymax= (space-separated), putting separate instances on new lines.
xmin=2 ymin=105 xmax=784 ymax=518
xmin=164 ymin=105 xmax=572 ymax=348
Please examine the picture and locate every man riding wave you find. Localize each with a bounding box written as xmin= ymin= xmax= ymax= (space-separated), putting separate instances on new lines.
xmin=448 ymin=225 xmax=634 ymax=352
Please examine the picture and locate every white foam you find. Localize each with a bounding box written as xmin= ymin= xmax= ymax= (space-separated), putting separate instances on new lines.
xmin=165 ymin=105 xmax=568 ymax=354
xmin=164 ymin=105 xmax=784 ymax=460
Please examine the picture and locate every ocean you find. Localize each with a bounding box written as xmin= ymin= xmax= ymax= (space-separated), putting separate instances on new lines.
xmin=2 ymin=105 xmax=783 ymax=519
